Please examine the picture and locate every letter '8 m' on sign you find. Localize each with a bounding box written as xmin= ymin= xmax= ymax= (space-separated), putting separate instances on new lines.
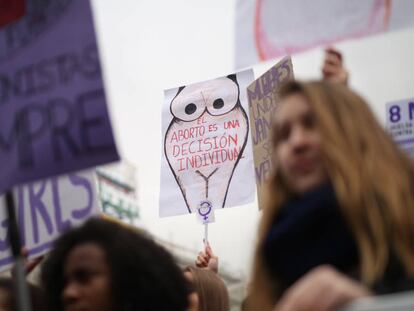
xmin=388 ymin=102 xmax=414 ymax=123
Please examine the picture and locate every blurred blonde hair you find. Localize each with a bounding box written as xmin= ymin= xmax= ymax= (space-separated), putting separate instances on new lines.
xmin=250 ymin=80 xmax=414 ymax=310
xmin=185 ymin=266 xmax=229 ymax=311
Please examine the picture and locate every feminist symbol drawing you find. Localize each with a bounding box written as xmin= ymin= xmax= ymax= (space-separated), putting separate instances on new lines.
xmin=198 ymin=200 xmax=212 ymax=221
xmin=164 ymin=74 xmax=249 ymax=214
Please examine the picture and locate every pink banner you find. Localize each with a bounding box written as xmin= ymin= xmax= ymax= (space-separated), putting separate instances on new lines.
xmin=236 ymin=0 xmax=414 ymax=68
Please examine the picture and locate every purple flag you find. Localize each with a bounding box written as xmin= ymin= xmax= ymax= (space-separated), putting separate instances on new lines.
xmin=0 ymin=0 xmax=119 ymax=194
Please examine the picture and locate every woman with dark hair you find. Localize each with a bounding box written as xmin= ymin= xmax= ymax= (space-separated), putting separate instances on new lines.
xmin=250 ymin=80 xmax=414 ymax=311
xmin=41 ymin=217 xmax=189 ymax=311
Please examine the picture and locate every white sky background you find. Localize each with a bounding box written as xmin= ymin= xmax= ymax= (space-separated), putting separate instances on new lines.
xmin=90 ymin=0 xmax=414 ymax=280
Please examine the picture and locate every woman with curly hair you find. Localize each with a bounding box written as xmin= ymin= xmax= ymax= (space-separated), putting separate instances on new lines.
xmin=41 ymin=217 xmax=190 ymax=311
xmin=250 ymin=80 xmax=414 ymax=311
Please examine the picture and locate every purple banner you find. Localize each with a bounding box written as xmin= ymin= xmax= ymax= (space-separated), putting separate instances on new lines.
xmin=0 ymin=170 xmax=98 ymax=272
xmin=0 ymin=0 xmax=119 ymax=194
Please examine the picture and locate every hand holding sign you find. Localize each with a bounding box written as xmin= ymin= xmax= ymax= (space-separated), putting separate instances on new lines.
xmin=195 ymin=243 xmax=219 ymax=274
xmin=11 ymin=247 xmax=43 ymax=278
xmin=322 ymin=47 xmax=348 ymax=85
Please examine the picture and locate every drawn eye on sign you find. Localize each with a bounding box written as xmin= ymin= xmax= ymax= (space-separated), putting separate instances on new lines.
xmin=164 ymin=74 xmax=250 ymax=214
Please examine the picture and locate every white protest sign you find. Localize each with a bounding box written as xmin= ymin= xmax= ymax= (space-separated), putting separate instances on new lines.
xmin=160 ymin=70 xmax=256 ymax=217
xmin=236 ymin=0 xmax=414 ymax=68
xmin=0 ymin=170 xmax=98 ymax=272
xmin=386 ymin=98 xmax=414 ymax=156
